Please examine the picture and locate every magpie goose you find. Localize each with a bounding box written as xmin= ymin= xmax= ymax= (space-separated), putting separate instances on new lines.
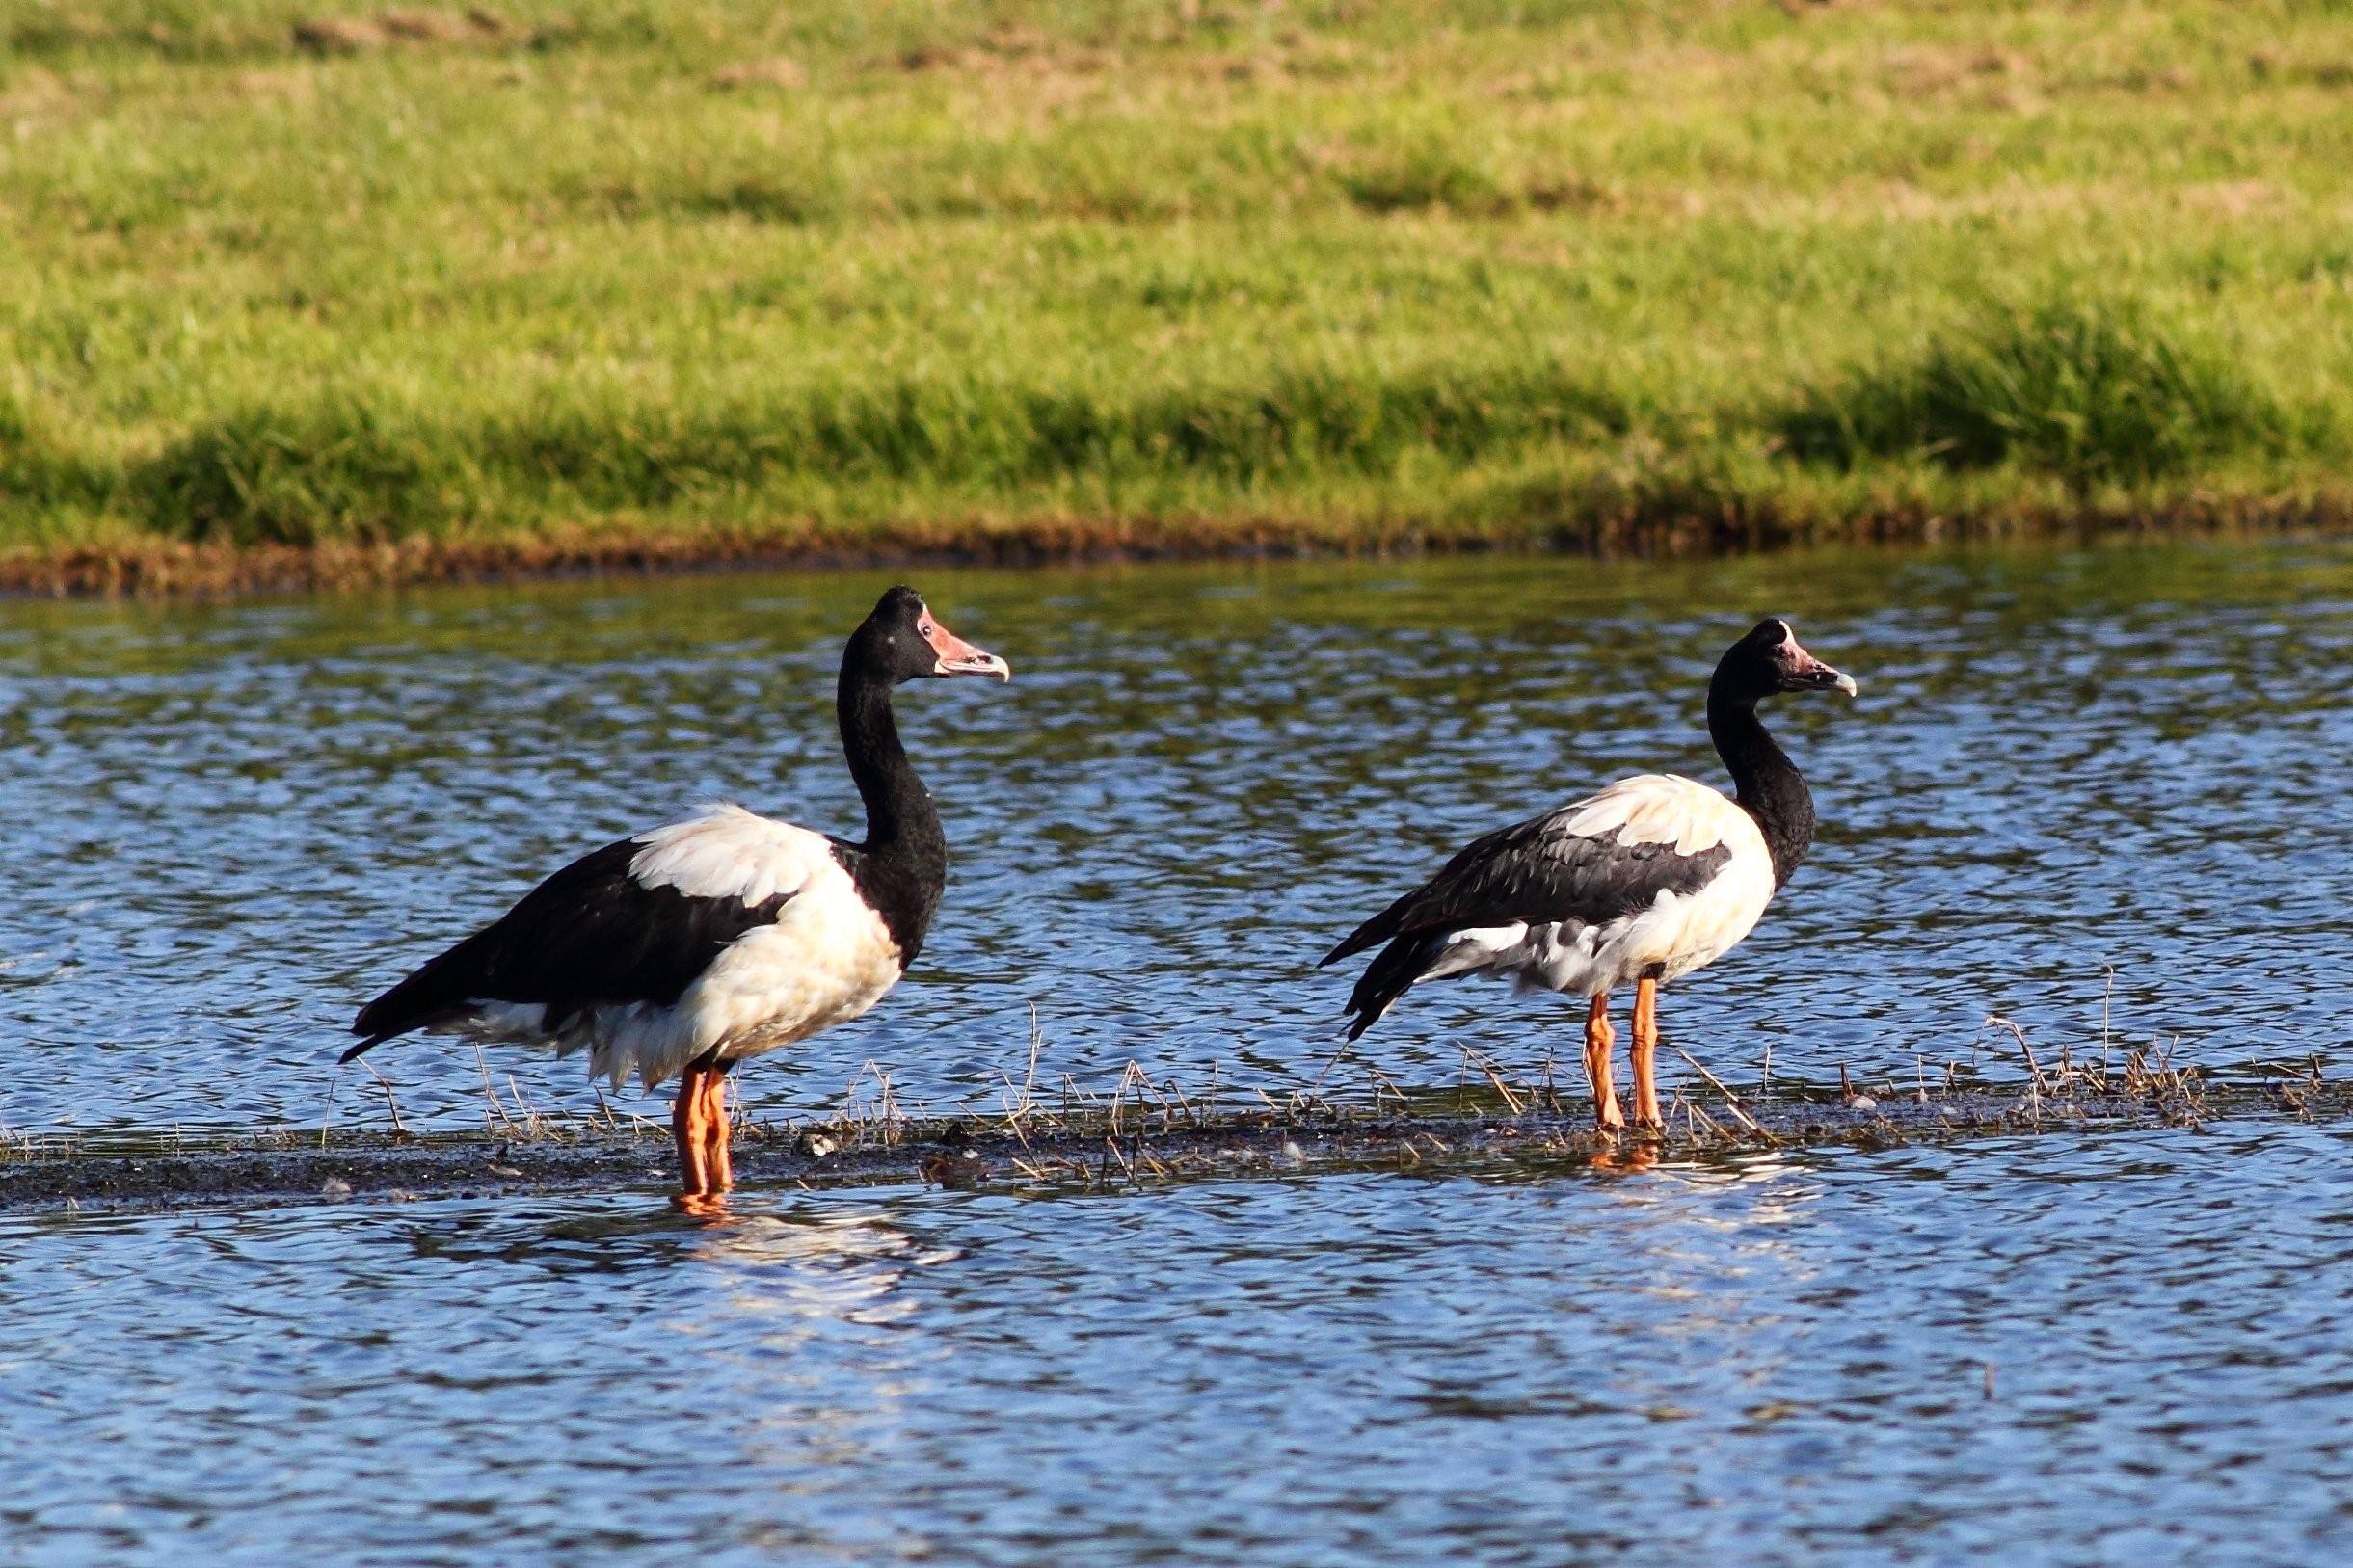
xmin=1322 ymin=618 xmax=1855 ymax=1131
xmin=346 ymin=586 xmax=1009 ymax=1206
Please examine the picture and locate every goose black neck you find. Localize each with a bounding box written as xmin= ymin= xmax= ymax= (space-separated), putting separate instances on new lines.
xmin=837 ymin=659 xmax=947 ymax=954
xmin=1706 ymin=676 xmax=1814 ymax=889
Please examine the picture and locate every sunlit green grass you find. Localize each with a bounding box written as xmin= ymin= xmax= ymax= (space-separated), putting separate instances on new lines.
xmin=5 ymin=0 xmax=2353 ymax=563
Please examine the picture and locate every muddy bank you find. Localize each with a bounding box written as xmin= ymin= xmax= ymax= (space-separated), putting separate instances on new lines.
xmin=2 ymin=1078 xmax=2329 ymax=1215
xmin=4 ymin=500 xmax=2337 ymax=599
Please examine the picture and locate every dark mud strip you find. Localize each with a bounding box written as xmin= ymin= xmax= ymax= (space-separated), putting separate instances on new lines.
xmin=2 ymin=1081 xmax=2334 ymax=1215
xmin=3 ymin=502 xmax=2328 ymax=598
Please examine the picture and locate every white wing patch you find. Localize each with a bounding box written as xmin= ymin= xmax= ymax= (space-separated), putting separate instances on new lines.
xmin=1559 ymin=774 xmax=1756 ymax=857
xmin=628 ymin=803 xmax=839 ymax=906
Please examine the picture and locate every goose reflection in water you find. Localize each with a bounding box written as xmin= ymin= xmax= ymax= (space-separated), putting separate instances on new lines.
xmin=398 ymin=1199 xmax=960 ymax=1497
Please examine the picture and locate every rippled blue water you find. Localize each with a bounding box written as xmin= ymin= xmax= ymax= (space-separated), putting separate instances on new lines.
xmin=2 ymin=542 xmax=2348 ymax=1134
xmin=4 ymin=543 xmax=2353 ymax=1560
xmin=5 ymin=1124 xmax=2352 ymax=1563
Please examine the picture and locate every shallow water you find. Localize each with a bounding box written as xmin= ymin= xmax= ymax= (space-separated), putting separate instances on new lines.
xmin=5 ymin=541 xmax=2353 ymax=1560
xmin=6 ymin=1124 xmax=2353 ymax=1564
xmin=1 ymin=542 xmax=2349 ymax=1134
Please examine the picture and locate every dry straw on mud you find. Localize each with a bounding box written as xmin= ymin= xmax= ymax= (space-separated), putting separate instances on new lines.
xmin=8 ymin=986 xmax=2317 ymax=1215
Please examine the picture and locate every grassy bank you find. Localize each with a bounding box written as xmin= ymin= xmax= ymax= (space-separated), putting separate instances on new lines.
xmin=6 ymin=1 xmax=2353 ymax=587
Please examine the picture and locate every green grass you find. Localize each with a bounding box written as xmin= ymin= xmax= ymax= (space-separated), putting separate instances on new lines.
xmin=1780 ymin=296 xmax=2289 ymax=489
xmin=6 ymin=0 xmax=2353 ymax=571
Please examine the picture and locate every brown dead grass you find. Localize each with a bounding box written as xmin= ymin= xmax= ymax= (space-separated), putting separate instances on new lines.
xmin=887 ymin=24 xmax=1117 ymax=78
xmin=292 ymin=9 xmax=505 ymax=56
xmin=0 ymin=66 xmax=75 ymax=121
xmin=1884 ymin=43 xmax=2026 ymax=97
xmin=377 ymin=10 xmax=468 ymax=43
xmin=2176 ymin=179 xmax=2288 ymax=217
xmin=709 ymin=57 xmax=808 ymax=92
xmin=291 ymin=16 xmax=388 ymax=55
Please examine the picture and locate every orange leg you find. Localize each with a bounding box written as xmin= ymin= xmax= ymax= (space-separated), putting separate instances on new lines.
xmin=672 ymin=1066 xmax=713 ymax=1200
xmin=1631 ymin=975 xmax=1663 ymax=1132
xmin=1583 ymin=993 xmax=1626 ymax=1131
xmin=699 ymin=1069 xmax=735 ymax=1193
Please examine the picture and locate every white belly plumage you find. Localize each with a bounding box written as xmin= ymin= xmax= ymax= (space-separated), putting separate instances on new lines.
xmin=461 ymin=807 xmax=907 ymax=1090
xmin=468 ymin=901 xmax=903 ymax=1089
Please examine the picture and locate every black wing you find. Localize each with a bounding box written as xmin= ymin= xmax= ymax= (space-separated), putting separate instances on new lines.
xmin=1320 ymin=809 xmax=1730 ymax=1039
xmin=1323 ymin=811 xmax=1730 ymax=965
xmin=345 ymin=838 xmax=793 ymax=1060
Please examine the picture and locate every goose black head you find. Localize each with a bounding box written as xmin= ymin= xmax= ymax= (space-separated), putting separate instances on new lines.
xmin=851 ymin=587 xmax=1011 ymax=686
xmin=1715 ymin=618 xmax=1857 ymax=704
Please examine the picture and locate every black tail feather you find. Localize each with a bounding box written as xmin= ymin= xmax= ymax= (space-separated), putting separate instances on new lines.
xmin=339 ymin=1032 xmax=395 ymax=1065
xmin=1320 ymin=885 xmax=1426 ymax=969
xmin=345 ymin=927 xmax=499 ymax=1061
xmin=1338 ymin=929 xmax=1449 ymax=1041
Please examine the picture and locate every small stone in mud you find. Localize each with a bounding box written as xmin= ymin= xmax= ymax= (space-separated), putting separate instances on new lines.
xmin=918 ymin=1151 xmax=986 ymax=1189
xmin=486 ymin=1163 xmax=524 ymax=1178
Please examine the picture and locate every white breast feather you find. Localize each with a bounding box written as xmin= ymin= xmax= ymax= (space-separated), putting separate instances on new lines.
xmin=458 ymin=803 xmax=906 ymax=1090
xmin=579 ymin=874 xmax=903 ymax=1090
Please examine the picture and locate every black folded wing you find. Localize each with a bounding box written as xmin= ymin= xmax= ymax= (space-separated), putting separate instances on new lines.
xmin=1322 ymin=809 xmax=1731 ymax=1039
xmin=346 ymin=838 xmax=794 ymax=1059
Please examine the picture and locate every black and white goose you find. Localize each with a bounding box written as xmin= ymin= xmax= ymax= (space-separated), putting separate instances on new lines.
xmin=1321 ymin=618 xmax=1855 ymax=1131
xmin=344 ymin=587 xmax=1009 ymax=1206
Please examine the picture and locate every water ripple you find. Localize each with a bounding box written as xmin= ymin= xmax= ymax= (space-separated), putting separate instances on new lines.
xmin=0 ymin=543 xmax=2348 ymax=1136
